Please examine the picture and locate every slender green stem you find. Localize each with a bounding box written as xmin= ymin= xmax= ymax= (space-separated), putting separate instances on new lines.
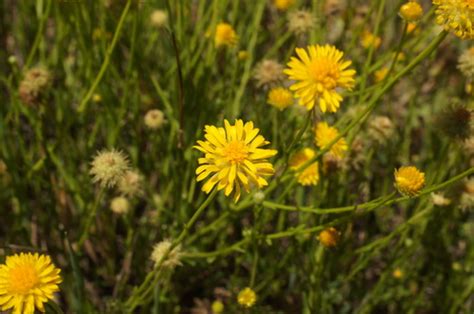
xmin=24 ymin=0 xmax=52 ymax=69
xmin=78 ymin=188 xmax=105 ymax=246
xmin=77 ymin=0 xmax=132 ymax=113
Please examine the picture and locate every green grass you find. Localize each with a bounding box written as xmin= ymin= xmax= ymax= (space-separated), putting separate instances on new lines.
xmin=0 ymin=0 xmax=473 ymax=313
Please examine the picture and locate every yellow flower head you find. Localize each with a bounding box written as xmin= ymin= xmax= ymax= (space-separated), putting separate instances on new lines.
xmin=237 ymin=287 xmax=257 ymax=308
xmin=394 ymin=166 xmax=425 ymax=196
xmin=393 ymin=268 xmax=404 ymax=279
xmin=215 ymin=23 xmax=238 ymax=47
xmin=289 ymin=148 xmax=320 ymax=186
xmin=273 ymin=0 xmax=295 ymax=11
xmin=267 ymin=87 xmax=294 ymax=110
xmin=284 ymin=45 xmax=356 ymax=113
xmin=374 ymin=67 xmax=389 ymax=82
xmin=318 ymin=227 xmax=340 ymax=247
xmin=432 ymin=0 xmax=474 ymax=40
xmin=406 ymin=22 xmax=418 ymax=33
xmin=0 ymin=253 xmax=62 ymax=314
xmin=399 ymin=1 xmax=424 ymax=22
xmin=238 ymin=50 xmax=249 ymax=61
xmin=361 ymin=31 xmax=382 ymax=49
xmin=315 ymin=122 xmax=348 ymax=159
xmin=194 ymin=120 xmax=277 ymax=202
xmin=211 ymin=300 xmax=224 ymax=313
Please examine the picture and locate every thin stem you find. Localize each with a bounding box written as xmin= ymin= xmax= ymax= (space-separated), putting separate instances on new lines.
xmin=78 ymin=187 xmax=105 ymax=246
xmin=24 ymin=0 xmax=52 ymax=69
xmin=77 ymin=0 xmax=132 ymax=113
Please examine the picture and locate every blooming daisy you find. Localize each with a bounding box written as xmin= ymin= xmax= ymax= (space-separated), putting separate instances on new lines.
xmin=314 ymin=122 xmax=348 ymax=158
xmin=289 ymin=148 xmax=320 ymax=186
xmin=394 ymin=166 xmax=425 ymax=196
xmin=194 ymin=119 xmax=277 ymax=202
xmin=432 ymin=0 xmax=474 ymax=40
xmin=284 ymin=45 xmax=356 ymax=113
xmin=0 ymin=253 xmax=62 ymax=314
xmin=215 ymin=23 xmax=238 ymax=47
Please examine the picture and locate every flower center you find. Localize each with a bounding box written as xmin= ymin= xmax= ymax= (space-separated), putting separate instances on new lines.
xmin=223 ymin=140 xmax=248 ymax=163
xmin=308 ymin=59 xmax=339 ymax=90
xmin=9 ymin=264 xmax=40 ymax=295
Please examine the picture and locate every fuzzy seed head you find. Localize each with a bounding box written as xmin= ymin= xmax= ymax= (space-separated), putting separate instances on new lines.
xmin=110 ymin=196 xmax=130 ymax=214
xmin=458 ymin=47 xmax=474 ymax=79
xmin=288 ymin=10 xmax=316 ymax=35
xmin=90 ymin=149 xmax=129 ymax=188
xmin=150 ymin=10 xmax=168 ymax=28
xmin=19 ymin=67 xmax=52 ymax=106
xmin=367 ymin=116 xmax=395 ymax=144
xmin=150 ymin=240 xmax=182 ymax=269
xmin=117 ymin=169 xmax=144 ymax=197
xmin=253 ymin=59 xmax=285 ymax=88
xmin=144 ymin=109 xmax=165 ymax=129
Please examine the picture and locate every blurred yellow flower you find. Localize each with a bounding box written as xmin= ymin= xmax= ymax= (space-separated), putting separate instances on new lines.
xmin=392 ymin=268 xmax=404 ymax=279
xmin=432 ymin=0 xmax=474 ymax=40
xmin=237 ymin=287 xmax=257 ymax=308
xmin=361 ymin=31 xmax=382 ymax=49
xmin=238 ymin=50 xmax=249 ymax=60
xmin=0 ymin=253 xmax=62 ymax=314
xmin=399 ymin=1 xmax=424 ymax=22
xmin=284 ymin=45 xmax=356 ymax=112
xmin=215 ymin=23 xmax=238 ymax=47
xmin=315 ymin=122 xmax=348 ymax=159
xmin=406 ymin=22 xmax=418 ymax=34
xmin=273 ymin=0 xmax=295 ymax=11
xmin=318 ymin=227 xmax=340 ymax=247
xmin=394 ymin=166 xmax=425 ymax=196
xmin=289 ymin=148 xmax=320 ymax=186
xmin=374 ymin=67 xmax=389 ymax=82
xmin=267 ymin=87 xmax=294 ymax=110
xmin=194 ymin=120 xmax=277 ymax=202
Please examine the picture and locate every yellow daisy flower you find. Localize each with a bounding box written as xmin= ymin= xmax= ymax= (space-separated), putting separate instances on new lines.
xmin=284 ymin=45 xmax=356 ymax=113
xmin=194 ymin=119 xmax=277 ymax=202
xmin=273 ymin=0 xmax=295 ymax=11
xmin=215 ymin=23 xmax=238 ymax=47
xmin=394 ymin=166 xmax=425 ymax=196
xmin=0 ymin=253 xmax=62 ymax=314
xmin=399 ymin=1 xmax=424 ymax=22
xmin=289 ymin=148 xmax=320 ymax=186
xmin=432 ymin=0 xmax=474 ymax=40
xmin=314 ymin=122 xmax=348 ymax=159
xmin=237 ymin=287 xmax=257 ymax=308
xmin=318 ymin=227 xmax=341 ymax=247
xmin=267 ymin=87 xmax=294 ymax=110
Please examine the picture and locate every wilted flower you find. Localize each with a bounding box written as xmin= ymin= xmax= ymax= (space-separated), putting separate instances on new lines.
xmin=394 ymin=166 xmax=425 ymax=197
xmin=19 ymin=67 xmax=52 ymax=106
xmin=285 ymin=45 xmax=356 ymax=112
xmin=90 ymin=149 xmax=130 ymax=188
xmin=117 ymin=169 xmax=144 ymax=197
xmin=237 ymin=287 xmax=257 ymax=308
xmin=288 ymin=10 xmax=315 ymax=35
xmin=267 ymin=87 xmax=294 ymax=110
xmin=458 ymin=47 xmax=474 ymax=79
xmin=150 ymin=10 xmax=168 ymax=28
xmin=437 ymin=105 xmax=472 ymax=140
xmin=367 ymin=115 xmax=395 ymax=144
xmin=151 ymin=240 xmax=182 ymax=269
xmin=215 ymin=23 xmax=238 ymax=48
xmin=254 ymin=59 xmax=285 ymax=88
xmin=430 ymin=192 xmax=451 ymax=206
xmin=110 ymin=196 xmax=130 ymax=214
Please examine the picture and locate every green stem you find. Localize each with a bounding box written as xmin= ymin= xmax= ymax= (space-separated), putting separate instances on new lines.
xmin=24 ymin=0 xmax=52 ymax=69
xmin=77 ymin=0 xmax=132 ymax=113
xmin=78 ymin=187 xmax=105 ymax=246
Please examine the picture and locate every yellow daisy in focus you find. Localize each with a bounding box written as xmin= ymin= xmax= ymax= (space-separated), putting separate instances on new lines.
xmin=194 ymin=119 xmax=277 ymax=202
xmin=237 ymin=287 xmax=257 ymax=308
xmin=315 ymin=122 xmax=348 ymax=159
xmin=432 ymin=0 xmax=474 ymax=40
xmin=0 ymin=253 xmax=62 ymax=314
xmin=394 ymin=166 xmax=425 ymax=196
xmin=215 ymin=23 xmax=238 ymax=47
xmin=284 ymin=45 xmax=356 ymax=113
xmin=289 ymin=148 xmax=320 ymax=186
xmin=267 ymin=87 xmax=294 ymax=110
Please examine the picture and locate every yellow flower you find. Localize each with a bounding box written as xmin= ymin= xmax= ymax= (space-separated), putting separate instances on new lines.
xmin=237 ymin=287 xmax=257 ymax=308
xmin=374 ymin=67 xmax=389 ymax=82
xmin=315 ymin=122 xmax=348 ymax=159
xmin=394 ymin=166 xmax=425 ymax=196
xmin=284 ymin=45 xmax=356 ymax=112
xmin=238 ymin=50 xmax=249 ymax=60
xmin=432 ymin=0 xmax=474 ymax=40
xmin=194 ymin=120 xmax=277 ymax=202
xmin=0 ymin=253 xmax=61 ymax=314
xmin=267 ymin=87 xmax=294 ymax=110
xmin=392 ymin=268 xmax=404 ymax=279
xmin=289 ymin=148 xmax=320 ymax=186
xmin=318 ymin=227 xmax=340 ymax=247
xmin=273 ymin=0 xmax=295 ymax=11
xmin=211 ymin=300 xmax=224 ymax=313
xmin=399 ymin=1 xmax=424 ymax=22
xmin=406 ymin=22 xmax=418 ymax=34
xmin=361 ymin=31 xmax=382 ymax=49
xmin=215 ymin=23 xmax=238 ymax=47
